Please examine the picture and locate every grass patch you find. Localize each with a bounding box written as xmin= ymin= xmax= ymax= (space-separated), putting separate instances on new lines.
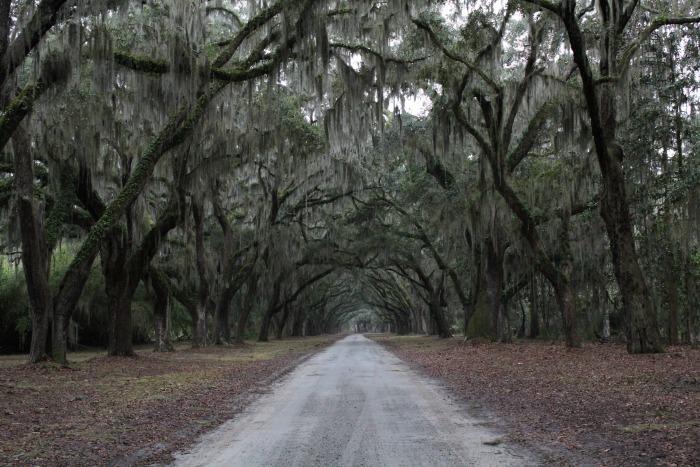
xmin=620 ymin=421 xmax=699 ymax=433
xmin=0 ymin=336 xmax=333 ymax=367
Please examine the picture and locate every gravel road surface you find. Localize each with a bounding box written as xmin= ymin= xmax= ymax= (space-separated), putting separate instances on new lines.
xmin=172 ymin=334 xmax=535 ymax=467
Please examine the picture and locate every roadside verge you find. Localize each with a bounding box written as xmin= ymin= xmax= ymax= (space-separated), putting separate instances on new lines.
xmin=371 ymin=334 xmax=700 ymax=467
xmin=0 ymin=336 xmax=339 ymax=466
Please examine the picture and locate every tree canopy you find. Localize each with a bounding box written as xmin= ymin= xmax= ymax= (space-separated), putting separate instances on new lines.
xmin=1 ymin=0 xmax=699 ymax=362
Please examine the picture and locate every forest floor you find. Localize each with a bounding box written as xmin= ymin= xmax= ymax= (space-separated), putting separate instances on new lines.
xmin=372 ymin=335 xmax=700 ymax=467
xmin=0 ymin=335 xmax=338 ymax=466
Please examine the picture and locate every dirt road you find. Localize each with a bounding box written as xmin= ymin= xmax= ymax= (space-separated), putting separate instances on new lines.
xmin=172 ymin=334 xmax=534 ymax=466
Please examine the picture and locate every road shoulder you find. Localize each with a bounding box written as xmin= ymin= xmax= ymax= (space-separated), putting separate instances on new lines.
xmin=371 ymin=334 xmax=700 ymax=467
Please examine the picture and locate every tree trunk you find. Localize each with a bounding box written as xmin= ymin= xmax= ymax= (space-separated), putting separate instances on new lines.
xmin=109 ymin=297 xmax=134 ymax=356
xmin=607 ymin=224 xmax=662 ymax=352
xmin=422 ymin=232 xmax=472 ymax=335
xmin=559 ymin=5 xmax=662 ymax=353
xmin=214 ymin=274 xmax=246 ymax=345
xmin=429 ymin=290 xmax=452 ymax=338
xmin=214 ymin=294 xmax=231 ymax=345
xmin=397 ymin=315 xmax=410 ymax=335
xmin=275 ymin=304 xmax=290 ymax=339
xmin=517 ymin=299 xmax=526 ymax=339
xmin=291 ymin=307 xmax=304 ymax=337
xmin=466 ymin=270 xmax=491 ymax=339
xmin=660 ymin=88 xmax=682 ymax=347
xmin=168 ymin=278 xmax=202 ymax=348
xmin=491 ymin=177 xmax=580 ymax=347
xmin=258 ymin=280 xmax=281 ymax=342
xmin=554 ymin=284 xmax=578 ymax=348
xmin=151 ymin=268 xmax=173 ymax=352
xmin=235 ymin=304 xmax=252 ymax=343
xmin=541 ymin=279 xmax=551 ymax=336
xmin=485 ymin=241 xmax=505 ymax=340
xmin=29 ymin=304 xmax=51 ymax=362
xmin=685 ymin=262 xmax=697 ymax=346
xmin=102 ymin=233 xmax=135 ymax=357
xmin=235 ymin=274 xmax=258 ymax=343
xmin=258 ymin=308 xmax=273 ymax=342
xmin=51 ymin=311 xmax=69 ymax=364
xmin=412 ymin=266 xmax=451 ymax=338
xmin=153 ymin=311 xmax=172 ymax=352
xmin=192 ymin=304 xmax=208 ymax=348
xmin=602 ymin=306 xmax=611 ymax=342
xmin=666 ymin=266 xmax=680 ymax=346
xmin=529 ymin=276 xmax=540 ymax=338
xmin=12 ymin=130 xmax=51 ymax=362
xmin=192 ymin=201 xmax=211 ymax=348
xmin=555 ymin=215 xmax=579 ymax=348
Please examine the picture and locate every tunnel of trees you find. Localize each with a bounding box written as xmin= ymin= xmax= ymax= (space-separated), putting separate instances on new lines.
xmin=0 ymin=0 xmax=698 ymax=363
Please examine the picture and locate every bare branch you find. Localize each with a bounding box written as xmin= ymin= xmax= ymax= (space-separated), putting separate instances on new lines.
xmin=619 ymin=15 xmax=700 ymax=75
xmin=206 ymin=6 xmax=243 ymax=27
xmin=411 ymin=17 xmax=501 ymax=93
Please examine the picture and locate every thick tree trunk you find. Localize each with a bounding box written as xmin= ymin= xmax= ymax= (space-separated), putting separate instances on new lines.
xmin=51 ymin=310 xmax=69 ymax=364
xmin=485 ymin=242 xmax=505 ymax=341
xmin=214 ymin=302 xmax=230 ymax=345
xmin=600 ymin=175 xmax=663 ymax=352
xmin=275 ymin=305 xmax=290 ymax=339
xmin=558 ymin=4 xmax=662 ymax=353
xmin=29 ymin=305 xmax=51 ymax=362
xmin=258 ymin=308 xmax=273 ymax=342
xmin=211 ymin=185 xmax=244 ymax=346
xmin=192 ymin=202 xmax=212 ymax=348
xmin=109 ymin=297 xmax=134 ymax=356
xmin=429 ymin=291 xmax=452 ymax=338
xmin=467 ymin=277 xmax=490 ymax=338
xmin=556 ymin=215 xmax=579 ymax=348
xmin=105 ymin=214 xmax=181 ymax=356
xmin=102 ymin=232 xmax=135 ymax=357
xmin=192 ymin=305 xmax=208 ymax=348
xmin=214 ymin=275 xmax=246 ymax=345
xmin=412 ymin=266 xmax=452 ymax=338
xmin=12 ymin=130 xmax=51 ymax=362
xmin=554 ymin=285 xmax=578 ymax=348
xmin=396 ymin=315 xmax=410 ymax=335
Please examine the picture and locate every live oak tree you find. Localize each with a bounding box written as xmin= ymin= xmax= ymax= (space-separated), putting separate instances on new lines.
xmin=521 ymin=0 xmax=699 ymax=352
